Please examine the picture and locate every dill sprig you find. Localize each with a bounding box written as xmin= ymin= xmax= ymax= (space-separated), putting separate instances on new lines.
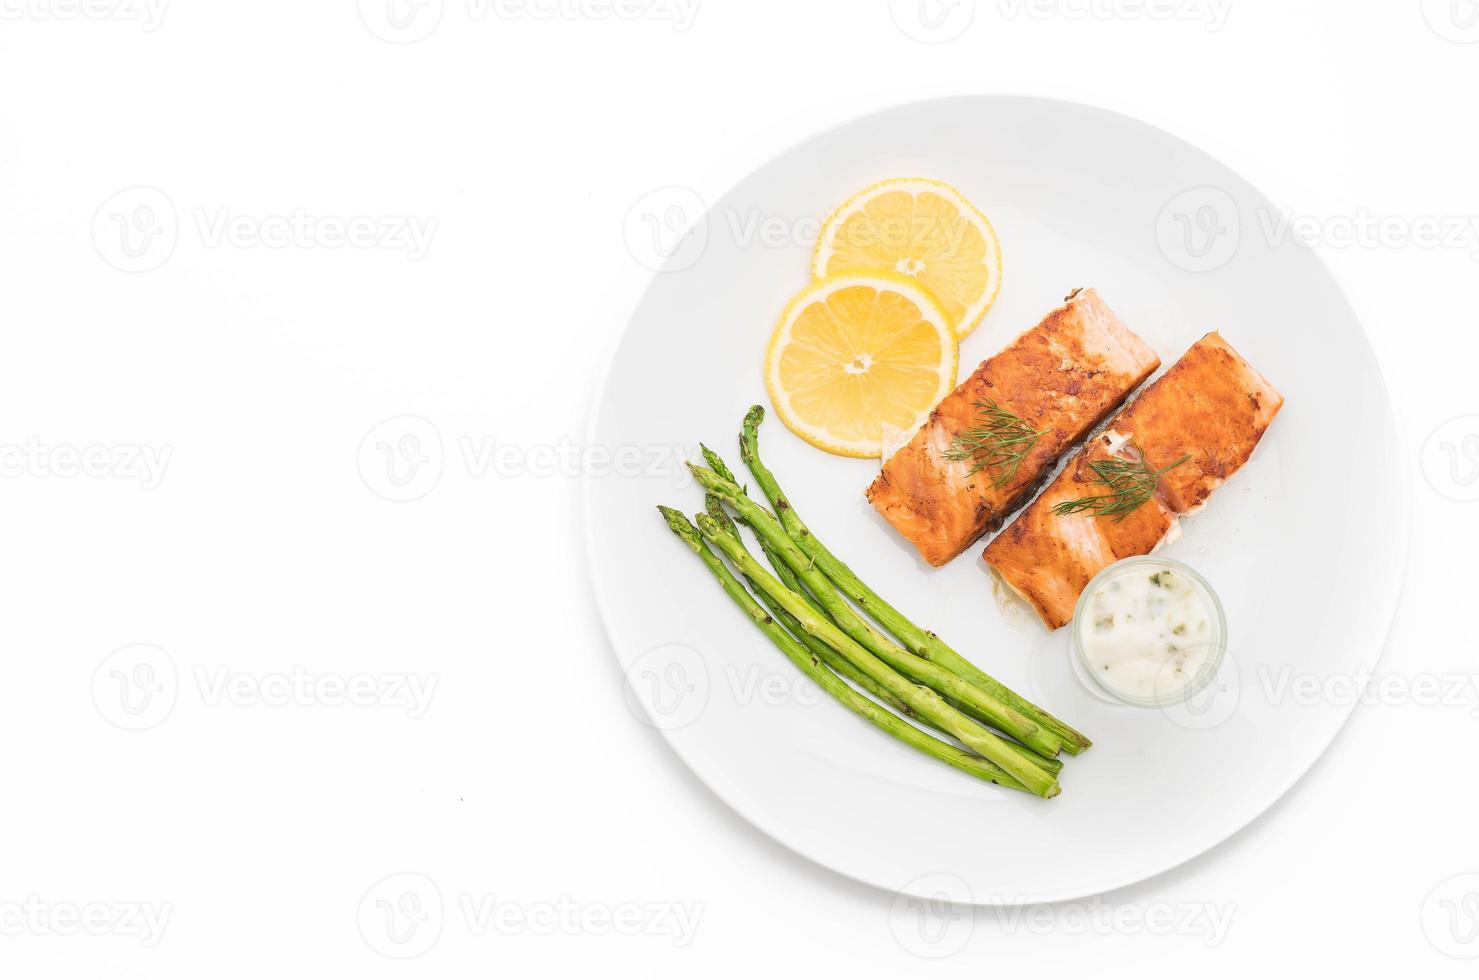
xmin=1051 ymin=445 xmax=1191 ymax=523
xmin=942 ymin=399 xmax=1047 ymax=489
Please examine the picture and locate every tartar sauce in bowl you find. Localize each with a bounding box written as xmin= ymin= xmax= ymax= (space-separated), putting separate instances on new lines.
xmin=1070 ymin=557 xmax=1226 ymax=706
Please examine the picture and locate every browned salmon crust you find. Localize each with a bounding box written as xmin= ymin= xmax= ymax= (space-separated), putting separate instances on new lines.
xmin=982 ymin=332 xmax=1284 ymax=629
xmin=865 ymin=288 xmax=1160 ymax=566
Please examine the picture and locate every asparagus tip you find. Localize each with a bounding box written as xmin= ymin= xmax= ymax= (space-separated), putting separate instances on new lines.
xmin=688 ymin=462 xmax=728 ymax=493
xmin=693 ymin=511 xmax=724 ymax=540
xmin=657 ymin=505 xmax=702 ymax=552
xmin=699 ymin=443 xmax=739 ymax=486
xmin=702 ymin=495 xmax=740 ymax=540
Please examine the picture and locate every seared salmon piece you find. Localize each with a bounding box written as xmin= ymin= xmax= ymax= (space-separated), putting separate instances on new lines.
xmin=866 ymin=288 xmax=1160 ymax=566
xmin=984 ymin=440 xmax=1178 ymax=630
xmin=982 ymin=332 xmax=1284 ymax=629
xmin=1111 ymin=332 xmax=1285 ymax=514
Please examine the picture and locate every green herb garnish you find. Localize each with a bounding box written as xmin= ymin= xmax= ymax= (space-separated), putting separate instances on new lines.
xmin=1051 ymin=445 xmax=1190 ymax=523
xmin=942 ymin=400 xmax=1047 ymax=489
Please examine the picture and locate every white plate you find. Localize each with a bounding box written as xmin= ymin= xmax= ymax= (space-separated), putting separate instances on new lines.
xmin=584 ymin=96 xmax=1405 ymax=903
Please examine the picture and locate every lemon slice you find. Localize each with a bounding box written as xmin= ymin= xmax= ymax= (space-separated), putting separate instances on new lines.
xmin=765 ymin=273 xmax=957 ymax=458
xmin=812 ymin=178 xmax=1002 ymax=339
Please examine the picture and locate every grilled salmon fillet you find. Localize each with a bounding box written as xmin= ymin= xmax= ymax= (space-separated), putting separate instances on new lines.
xmin=866 ymin=288 xmax=1160 ymax=566
xmin=982 ymin=332 xmax=1284 ymax=629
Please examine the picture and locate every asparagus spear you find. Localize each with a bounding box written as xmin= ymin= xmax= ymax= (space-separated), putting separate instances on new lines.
xmin=693 ymin=511 xmax=1060 ymax=798
xmin=692 ymin=462 xmax=1062 ymax=760
xmin=702 ymin=490 xmax=934 ymax=729
xmin=751 ymin=514 xmax=1064 ymax=774
xmin=658 ymin=507 xmax=1029 ymax=792
xmin=738 ymin=406 xmax=1092 ymax=755
xmin=701 ymin=448 xmax=1065 ymax=775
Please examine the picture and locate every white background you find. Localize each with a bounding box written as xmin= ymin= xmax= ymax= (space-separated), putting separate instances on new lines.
xmin=1 ymin=0 xmax=1476 ymax=975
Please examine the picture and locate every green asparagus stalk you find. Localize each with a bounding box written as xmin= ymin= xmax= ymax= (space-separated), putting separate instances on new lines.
xmin=658 ymin=507 xmax=1029 ymax=792
xmin=693 ymin=511 xmax=1060 ymax=798
xmin=700 ymin=451 xmax=1064 ymax=774
xmin=759 ymin=523 xmax=1062 ymax=775
xmin=702 ymin=491 xmax=934 ymax=730
xmin=697 ymin=447 xmax=926 ymax=720
xmin=692 ymin=462 xmax=1062 ymax=760
xmin=738 ymin=406 xmax=1092 ymax=755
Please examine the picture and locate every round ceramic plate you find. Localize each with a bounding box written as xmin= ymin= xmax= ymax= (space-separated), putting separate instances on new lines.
xmin=585 ymin=96 xmax=1405 ymax=903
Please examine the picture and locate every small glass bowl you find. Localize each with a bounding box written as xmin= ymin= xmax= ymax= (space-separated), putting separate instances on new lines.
xmin=1068 ymin=556 xmax=1227 ymax=707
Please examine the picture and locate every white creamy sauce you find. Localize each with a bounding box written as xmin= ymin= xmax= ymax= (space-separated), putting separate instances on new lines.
xmin=1080 ymin=564 xmax=1214 ymax=701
